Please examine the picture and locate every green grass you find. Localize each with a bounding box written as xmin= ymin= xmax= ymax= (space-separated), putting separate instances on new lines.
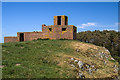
xmin=2 ymin=40 xmax=118 ymax=78
xmin=2 ymin=40 xmax=76 ymax=78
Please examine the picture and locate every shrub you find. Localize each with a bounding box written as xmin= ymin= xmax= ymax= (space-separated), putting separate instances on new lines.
xmin=59 ymin=38 xmax=69 ymax=40
xmin=37 ymin=38 xmax=49 ymax=40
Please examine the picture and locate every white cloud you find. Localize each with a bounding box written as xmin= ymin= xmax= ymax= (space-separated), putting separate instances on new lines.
xmin=77 ymin=26 xmax=84 ymax=28
xmin=95 ymin=23 xmax=118 ymax=28
xmin=77 ymin=22 xmax=118 ymax=29
xmin=77 ymin=22 xmax=96 ymax=28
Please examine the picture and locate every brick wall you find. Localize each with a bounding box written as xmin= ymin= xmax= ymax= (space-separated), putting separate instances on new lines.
xmin=4 ymin=15 xmax=77 ymax=43
xmin=42 ymin=25 xmax=76 ymax=39
xmin=54 ymin=15 xmax=68 ymax=25
xmin=54 ymin=16 xmax=57 ymax=25
xmin=61 ymin=16 xmax=68 ymax=25
xmin=4 ymin=37 xmax=18 ymax=43
xmin=17 ymin=32 xmax=43 ymax=41
xmin=73 ymin=26 xmax=77 ymax=40
xmin=4 ymin=25 xmax=77 ymax=43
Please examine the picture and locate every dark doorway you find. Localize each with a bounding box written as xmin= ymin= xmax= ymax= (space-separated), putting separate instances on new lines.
xmin=57 ymin=16 xmax=61 ymax=25
xmin=65 ymin=16 xmax=67 ymax=25
xmin=20 ymin=33 xmax=24 ymax=41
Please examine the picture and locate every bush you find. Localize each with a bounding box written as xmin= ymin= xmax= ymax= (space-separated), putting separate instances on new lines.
xmin=59 ymin=38 xmax=69 ymax=40
xmin=37 ymin=38 xmax=49 ymax=40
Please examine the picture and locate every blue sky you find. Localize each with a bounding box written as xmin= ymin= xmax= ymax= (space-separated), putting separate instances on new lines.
xmin=2 ymin=2 xmax=118 ymax=43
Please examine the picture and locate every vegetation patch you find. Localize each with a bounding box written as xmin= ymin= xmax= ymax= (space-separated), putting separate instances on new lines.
xmin=2 ymin=40 xmax=119 ymax=78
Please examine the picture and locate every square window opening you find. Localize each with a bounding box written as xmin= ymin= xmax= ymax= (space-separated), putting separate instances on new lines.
xmin=49 ymin=28 xmax=52 ymax=31
xmin=62 ymin=28 xmax=66 ymax=31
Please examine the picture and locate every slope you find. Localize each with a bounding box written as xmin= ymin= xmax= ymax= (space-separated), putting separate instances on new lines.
xmin=2 ymin=40 xmax=119 ymax=78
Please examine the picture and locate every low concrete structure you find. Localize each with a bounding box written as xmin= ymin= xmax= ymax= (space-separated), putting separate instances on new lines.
xmin=4 ymin=15 xmax=77 ymax=43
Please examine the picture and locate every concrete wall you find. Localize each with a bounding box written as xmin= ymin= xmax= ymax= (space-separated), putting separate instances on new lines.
xmin=54 ymin=15 xmax=68 ymax=25
xmin=4 ymin=15 xmax=77 ymax=43
xmin=4 ymin=37 xmax=18 ymax=43
xmin=17 ymin=32 xmax=43 ymax=41
xmin=73 ymin=26 xmax=77 ymax=40
xmin=42 ymin=25 xmax=76 ymax=39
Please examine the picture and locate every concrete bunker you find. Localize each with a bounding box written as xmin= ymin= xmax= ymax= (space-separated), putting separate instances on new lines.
xmin=4 ymin=15 xmax=77 ymax=43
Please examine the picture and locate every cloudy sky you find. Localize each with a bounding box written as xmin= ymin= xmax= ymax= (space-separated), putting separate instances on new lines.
xmin=2 ymin=2 xmax=118 ymax=43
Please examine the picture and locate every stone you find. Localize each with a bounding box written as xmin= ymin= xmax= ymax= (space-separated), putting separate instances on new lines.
xmin=2 ymin=50 xmax=6 ymax=52
xmin=71 ymin=64 xmax=75 ymax=67
xmin=16 ymin=64 xmax=21 ymax=66
xmin=78 ymin=61 xmax=84 ymax=69
xmin=113 ymin=65 xmax=117 ymax=68
xmin=71 ymin=58 xmax=74 ymax=61
xmin=87 ymin=68 xmax=92 ymax=74
xmin=113 ymin=65 xmax=118 ymax=72
xmin=74 ymin=60 xmax=78 ymax=63
xmin=91 ymin=65 xmax=94 ymax=68
xmin=81 ymin=66 xmax=84 ymax=71
xmin=64 ymin=61 xmax=66 ymax=63
xmin=7 ymin=51 xmax=10 ymax=53
xmin=104 ymin=61 xmax=107 ymax=65
xmin=0 ymin=65 xmax=5 ymax=68
xmin=21 ymin=47 xmax=24 ymax=49
xmin=111 ymin=58 xmax=115 ymax=60
xmin=76 ymin=49 xmax=80 ymax=52
xmin=105 ymin=49 xmax=110 ymax=53
xmin=86 ymin=64 xmax=91 ymax=69
xmin=79 ymin=72 xmax=85 ymax=78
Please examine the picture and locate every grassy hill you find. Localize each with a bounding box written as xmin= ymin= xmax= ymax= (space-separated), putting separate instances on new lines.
xmin=2 ymin=40 xmax=119 ymax=78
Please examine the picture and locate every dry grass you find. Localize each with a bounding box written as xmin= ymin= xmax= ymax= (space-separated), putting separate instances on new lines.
xmin=2 ymin=40 xmax=119 ymax=78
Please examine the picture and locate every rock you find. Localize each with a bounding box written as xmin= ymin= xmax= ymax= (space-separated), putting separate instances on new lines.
xmin=113 ymin=65 xmax=117 ymax=68
xmin=105 ymin=56 xmax=108 ymax=59
xmin=76 ymin=49 xmax=80 ymax=52
xmin=92 ymin=68 xmax=97 ymax=71
xmin=81 ymin=66 xmax=84 ymax=71
xmin=7 ymin=51 xmax=10 ymax=53
xmin=64 ymin=61 xmax=66 ymax=63
xmin=87 ymin=68 xmax=92 ymax=74
xmin=86 ymin=65 xmax=89 ymax=69
xmin=78 ymin=72 xmax=85 ymax=78
xmin=114 ymin=76 xmax=120 ymax=80
xmin=78 ymin=61 xmax=84 ymax=69
xmin=16 ymin=64 xmax=21 ymax=66
xmin=74 ymin=60 xmax=78 ymax=63
xmin=104 ymin=61 xmax=107 ymax=65
xmin=21 ymin=47 xmax=24 ymax=49
xmin=98 ymin=52 xmax=107 ymax=59
xmin=113 ymin=65 xmax=118 ymax=72
xmin=85 ymin=64 xmax=91 ymax=69
xmin=0 ymin=65 xmax=5 ymax=68
xmin=111 ymin=58 xmax=115 ymax=60
xmin=2 ymin=50 xmax=6 ymax=52
xmin=91 ymin=65 xmax=94 ymax=68
xmin=105 ymin=49 xmax=110 ymax=53
xmin=100 ymin=55 xmax=103 ymax=58
xmin=71 ymin=64 xmax=75 ymax=67
xmin=115 ymin=67 xmax=118 ymax=72
xmin=71 ymin=58 xmax=74 ymax=61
